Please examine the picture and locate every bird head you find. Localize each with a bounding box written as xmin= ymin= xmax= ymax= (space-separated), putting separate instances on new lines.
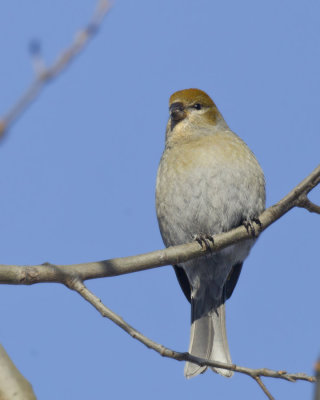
xmin=166 ymin=89 xmax=227 ymax=145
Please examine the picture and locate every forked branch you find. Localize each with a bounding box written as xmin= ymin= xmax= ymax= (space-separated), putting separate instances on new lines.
xmin=0 ymin=165 xmax=319 ymax=285
xmin=69 ymin=278 xmax=314 ymax=400
xmin=0 ymin=165 xmax=319 ymax=400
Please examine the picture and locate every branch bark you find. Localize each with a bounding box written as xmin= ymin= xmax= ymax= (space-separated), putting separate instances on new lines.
xmin=68 ymin=279 xmax=315 ymax=390
xmin=0 ymin=344 xmax=36 ymax=400
xmin=0 ymin=164 xmax=319 ymax=285
xmin=254 ymin=376 xmax=275 ymax=400
xmin=0 ymin=166 xmax=318 ymax=399
xmin=2 ymin=3 xmax=317 ymax=400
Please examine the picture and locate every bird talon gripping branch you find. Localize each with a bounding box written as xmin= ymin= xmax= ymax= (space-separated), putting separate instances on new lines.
xmin=194 ymin=233 xmax=215 ymax=251
xmin=252 ymin=217 xmax=263 ymax=229
xmin=243 ymin=220 xmax=256 ymax=237
xmin=243 ymin=217 xmax=262 ymax=238
xmin=156 ymin=88 xmax=265 ymax=378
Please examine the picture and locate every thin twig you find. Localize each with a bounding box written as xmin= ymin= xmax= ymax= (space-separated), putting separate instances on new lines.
xmin=0 ymin=165 xmax=319 ymax=285
xmin=0 ymin=165 xmax=318 ymax=399
xmin=253 ymin=376 xmax=275 ymax=400
xmin=0 ymin=0 xmax=111 ymax=139
xmin=296 ymin=194 xmax=320 ymax=214
xmin=68 ymin=278 xmax=315 ymax=388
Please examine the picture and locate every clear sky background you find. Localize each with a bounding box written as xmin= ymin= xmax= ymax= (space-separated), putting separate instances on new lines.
xmin=0 ymin=1 xmax=319 ymax=399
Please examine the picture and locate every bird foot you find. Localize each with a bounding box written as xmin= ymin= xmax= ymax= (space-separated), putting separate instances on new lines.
xmin=242 ymin=217 xmax=262 ymax=238
xmin=194 ymin=233 xmax=214 ymax=251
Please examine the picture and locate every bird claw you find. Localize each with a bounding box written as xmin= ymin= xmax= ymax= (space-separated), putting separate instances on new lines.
xmin=194 ymin=233 xmax=214 ymax=251
xmin=243 ymin=217 xmax=262 ymax=238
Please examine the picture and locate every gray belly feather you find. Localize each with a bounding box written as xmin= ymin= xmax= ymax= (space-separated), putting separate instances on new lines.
xmin=156 ymin=136 xmax=265 ymax=311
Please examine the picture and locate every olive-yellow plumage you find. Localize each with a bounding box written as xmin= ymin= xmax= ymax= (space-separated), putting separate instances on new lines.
xmin=156 ymin=89 xmax=265 ymax=378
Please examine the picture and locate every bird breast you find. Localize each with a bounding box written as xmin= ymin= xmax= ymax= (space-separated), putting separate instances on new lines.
xmin=156 ymin=130 xmax=265 ymax=249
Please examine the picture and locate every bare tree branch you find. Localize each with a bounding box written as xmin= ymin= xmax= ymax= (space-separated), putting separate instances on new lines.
xmin=67 ymin=279 xmax=315 ymax=393
xmin=0 ymin=164 xmax=319 ymax=285
xmin=0 ymin=164 xmax=318 ymax=398
xmin=0 ymin=0 xmax=111 ymax=139
xmin=1 ymin=3 xmax=317 ymax=400
xmin=0 ymin=344 xmax=36 ymax=400
xmin=253 ymin=376 xmax=275 ymax=400
xmin=296 ymin=194 xmax=320 ymax=214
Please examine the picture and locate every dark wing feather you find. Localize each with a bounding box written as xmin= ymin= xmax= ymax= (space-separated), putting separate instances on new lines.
xmin=173 ymin=265 xmax=191 ymax=303
xmin=225 ymin=262 xmax=243 ymax=300
xmin=174 ymin=262 xmax=243 ymax=303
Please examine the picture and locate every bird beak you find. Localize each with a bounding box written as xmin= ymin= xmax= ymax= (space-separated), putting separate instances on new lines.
xmin=170 ymin=102 xmax=186 ymax=122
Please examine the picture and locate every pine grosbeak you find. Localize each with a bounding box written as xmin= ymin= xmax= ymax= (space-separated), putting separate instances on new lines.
xmin=156 ymin=88 xmax=265 ymax=378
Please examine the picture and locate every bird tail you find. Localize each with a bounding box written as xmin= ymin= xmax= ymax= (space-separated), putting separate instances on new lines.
xmin=184 ymin=302 xmax=233 ymax=378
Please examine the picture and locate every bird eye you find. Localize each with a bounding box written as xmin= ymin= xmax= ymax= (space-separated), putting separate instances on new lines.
xmin=193 ymin=103 xmax=202 ymax=110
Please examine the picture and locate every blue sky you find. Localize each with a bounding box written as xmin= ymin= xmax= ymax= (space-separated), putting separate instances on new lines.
xmin=0 ymin=1 xmax=319 ymax=399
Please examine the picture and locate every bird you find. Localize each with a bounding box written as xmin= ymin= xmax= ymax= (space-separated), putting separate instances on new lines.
xmin=156 ymin=88 xmax=265 ymax=378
